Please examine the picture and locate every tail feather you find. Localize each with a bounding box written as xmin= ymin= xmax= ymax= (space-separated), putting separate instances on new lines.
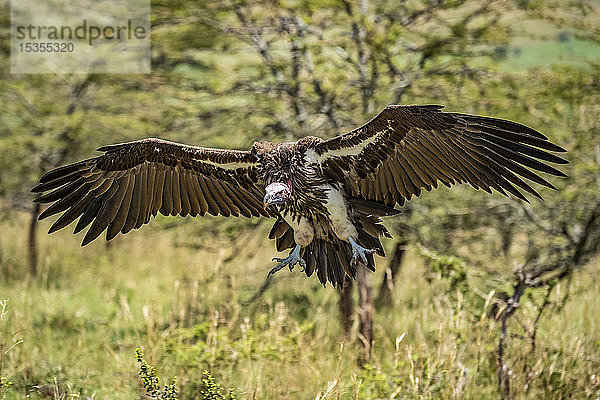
xmin=268 ymin=217 xmax=382 ymax=287
xmin=336 ymin=242 xmax=356 ymax=279
xmin=364 ymin=252 xmax=376 ymax=272
xmin=305 ymin=246 xmax=317 ymax=277
xmin=300 ymin=237 xmax=370 ymax=287
xmin=326 ymin=245 xmax=343 ymax=287
xmin=316 ymin=241 xmax=328 ymax=285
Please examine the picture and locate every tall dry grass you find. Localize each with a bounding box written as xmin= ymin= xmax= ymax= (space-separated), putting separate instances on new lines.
xmin=0 ymin=210 xmax=598 ymax=399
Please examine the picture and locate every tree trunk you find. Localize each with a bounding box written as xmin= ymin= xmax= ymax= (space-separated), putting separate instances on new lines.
xmin=357 ymin=266 xmax=374 ymax=363
xmin=28 ymin=203 xmax=41 ymax=277
xmin=376 ymin=238 xmax=407 ymax=306
xmin=338 ymin=277 xmax=353 ymax=335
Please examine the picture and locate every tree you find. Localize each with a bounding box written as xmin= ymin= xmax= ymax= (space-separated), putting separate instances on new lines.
xmin=163 ymin=0 xmax=581 ymax=362
xmin=2 ymin=1 xmax=598 ymax=387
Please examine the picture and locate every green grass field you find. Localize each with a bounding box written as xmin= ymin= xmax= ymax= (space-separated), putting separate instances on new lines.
xmin=2 ymin=1 xmax=599 ymax=398
xmin=1 ymin=211 xmax=598 ymax=399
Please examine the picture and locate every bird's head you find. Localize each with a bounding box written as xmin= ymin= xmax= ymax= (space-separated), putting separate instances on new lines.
xmin=263 ymin=182 xmax=292 ymax=210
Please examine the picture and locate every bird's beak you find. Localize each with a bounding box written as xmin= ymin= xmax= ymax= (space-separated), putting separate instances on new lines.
xmin=263 ymin=193 xmax=273 ymax=210
xmin=263 ymin=183 xmax=290 ymax=210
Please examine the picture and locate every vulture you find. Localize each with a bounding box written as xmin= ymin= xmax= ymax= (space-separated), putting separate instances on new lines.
xmin=32 ymin=105 xmax=567 ymax=287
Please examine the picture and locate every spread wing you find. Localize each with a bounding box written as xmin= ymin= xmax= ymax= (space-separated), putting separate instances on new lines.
xmin=32 ymin=138 xmax=275 ymax=246
xmin=309 ymin=105 xmax=567 ymax=206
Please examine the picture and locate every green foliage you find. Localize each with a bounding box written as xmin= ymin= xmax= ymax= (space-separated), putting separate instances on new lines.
xmin=136 ymin=348 xmax=179 ymax=400
xmin=419 ymin=246 xmax=469 ymax=291
xmin=200 ymin=370 xmax=235 ymax=400
xmin=0 ymin=215 xmax=598 ymax=398
xmin=1 ymin=0 xmax=599 ymax=399
xmin=0 ymin=299 xmax=22 ymax=397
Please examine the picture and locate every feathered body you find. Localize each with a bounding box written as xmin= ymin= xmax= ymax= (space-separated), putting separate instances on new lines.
xmin=253 ymin=137 xmax=393 ymax=286
xmin=32 ymin=105 xmax=568 ymax=288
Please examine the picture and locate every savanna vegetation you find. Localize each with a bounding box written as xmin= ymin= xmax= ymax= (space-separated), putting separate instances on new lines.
xmin=1 ymin=0 xmax=599 ymax=399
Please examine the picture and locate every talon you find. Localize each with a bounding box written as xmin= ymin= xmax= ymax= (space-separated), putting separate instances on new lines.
xmin=299 ymin=259 xmax=306 ymax=272
xmin=348 ymin=236 xmax=375 ymax=266
xmin=267 ymin=244 xmax=304 ymax=278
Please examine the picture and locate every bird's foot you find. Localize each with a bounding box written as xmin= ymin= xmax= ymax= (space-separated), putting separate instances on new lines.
xmin=348 ymin=236 xmax=376 ymax=266
xmin=268 ymin=244 xmax=305 ymax=278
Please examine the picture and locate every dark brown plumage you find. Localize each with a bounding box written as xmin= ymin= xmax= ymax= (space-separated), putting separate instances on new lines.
xmin=32 ymin=105 xmax=567 ymax=287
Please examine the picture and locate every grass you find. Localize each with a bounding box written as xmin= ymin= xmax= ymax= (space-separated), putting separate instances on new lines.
xmin=0 ymin=210 xmax=599 ymax=399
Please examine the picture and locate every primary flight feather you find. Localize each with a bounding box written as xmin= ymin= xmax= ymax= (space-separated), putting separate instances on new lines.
xmin=32 ymin=105 xmax=567 ymax=287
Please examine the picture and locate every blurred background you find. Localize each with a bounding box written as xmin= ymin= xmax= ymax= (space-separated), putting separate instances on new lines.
xmin=1 ymin=0 xmax=599 ymax=399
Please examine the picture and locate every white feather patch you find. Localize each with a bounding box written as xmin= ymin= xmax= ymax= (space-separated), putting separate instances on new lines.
xmin=199 ymin=160 xmax=256 ymax=170
xmin=324 ymin=185 xmax=357 ymax=241
xmin=305 ymin=132 xmax=380 ymax=165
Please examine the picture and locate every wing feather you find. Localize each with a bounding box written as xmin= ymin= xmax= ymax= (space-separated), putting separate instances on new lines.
xmin=48 ymin=191 xmax=95 ymax=234
xmin=150 ymin=167 xmax=165 ymax=216
xmin=216 ymin=180 xmax=242 ymax=216
xmin=403 ymin=140 xmax=446 ymax=187
xmin=178 ymin=167 xmax=191 ymax=217
xmin=373 ymin=171 xmax=385 ymax=202
xmin=222 ymin=182 xmax=252 ymax=217
xmin=184 ymin=171 xmax=200 ymax=217
xmin=209 ymin=178 xmax=232 ymax=217
xmin=134 ymin=165 xmax=148 ymax=228
xmin=82 ymin=178 xmax=127 ymax=245
xmin=395 ymin=155 xmax=422 ymax=195
xmin=417 ymin=133 xmax=462 ymax=182
xmin=35 ymin=178 xmax=86 ymax=205
xmin=74 ymin=197 xmax=103 ymax=234
xmin=398 ymin=152 xmax=428 ymax=192
xmin=189 ymin=175 xmax=208 ymax=216
xmin=312 ymin=105 xmax=565 ymax=205
xmin=198 ymin=177 xmax=220 ymax=216
xmin=387 ymin=158 xmax=410 ymax=199
xmin=170 ymin=165 xmax=182 ymax=216
xmin=32 ymin=138 xmax=272 ymax=245
xmin=379 ymin=163 xmax=397 ymax=205
xmin=144 ymin=165 xmax=156 ymax=223
xmin=163 ymin=168 xmax=176 ymax=216
xmin=123 ymin=172 xmax=143 ymax=233
xmin=107 ymin=174 xmax=134 ymax=240
xmin=38 ymin=180 xmax=89 ymax=219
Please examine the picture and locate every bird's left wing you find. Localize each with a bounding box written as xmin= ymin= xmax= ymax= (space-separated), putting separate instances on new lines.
xmin=307 ymin=105 xmax=567 ymax=206
xmin=32 ymin=138 xmax=274 ymax=245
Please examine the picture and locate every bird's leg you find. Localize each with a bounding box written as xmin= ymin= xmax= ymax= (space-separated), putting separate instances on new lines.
xmin=348 ymin=236 xmax=376 ymax=266
xmin=268 ymin=244 xmax=306 ymax=278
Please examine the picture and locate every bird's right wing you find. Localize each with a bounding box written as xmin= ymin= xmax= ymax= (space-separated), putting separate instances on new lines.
xmin=31 ymin=138 xmax=275 ymax=245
